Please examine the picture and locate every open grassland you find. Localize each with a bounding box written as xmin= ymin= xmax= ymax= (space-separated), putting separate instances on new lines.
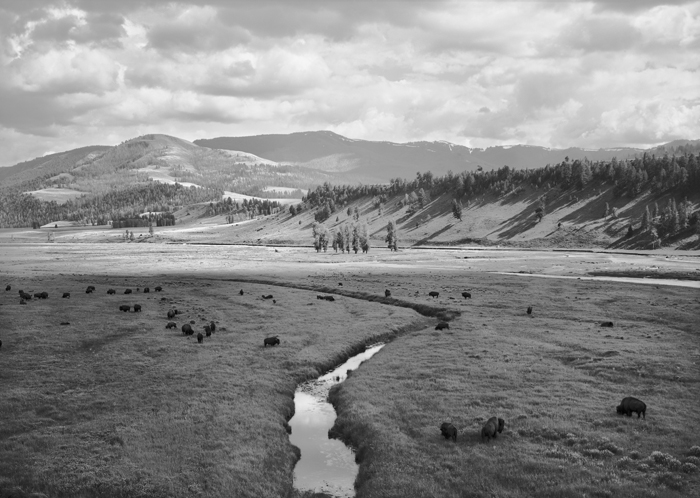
xmin=0 ymin=273 xmax=426 ymax=498
xmin=0 ymin=244 xmax=698 ymax=497
xmin=328 ymin=272 xmax=700 ymax=498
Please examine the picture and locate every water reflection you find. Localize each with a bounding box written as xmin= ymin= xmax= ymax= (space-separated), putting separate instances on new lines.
xmin=290 ymin=344 xmax=385 ymax=497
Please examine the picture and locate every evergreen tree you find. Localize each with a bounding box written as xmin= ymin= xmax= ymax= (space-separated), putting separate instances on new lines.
xmin=353 ymin=206 xmax=360 ymax=221
xmin=148 ymin=221 xmax=154 ymax=237
xmin=343 ymin=224 xmax=351 ymax=253
xmin=351 ymin=223 xmax=360 ymax=254
xmin=360 ymin=223 xmax=370 ymax=253
xmin=335 ymin=227 xmax=345 ymax=253
xmin=452 ymin=199 xmax=463 ymax=221
xmin=385 ymin=220 xmax=398 ymax=251
xmin=642 ymin=206 xmax=651 ymax=231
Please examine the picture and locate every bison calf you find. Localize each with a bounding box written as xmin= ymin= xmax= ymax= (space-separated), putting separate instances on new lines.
xmin=264 ymin=336 xmax=280 ymax=347
xmin=435 ymin=322 xmax=450 ymax=331
xmin=166 ymin=322 xmax=177 ymax=329
xmin=616 ymin=397 xmax=646 ymax=419
xmin=462 ymin=292 xmax=471 ymax=299
xmin=440 ymin=422 xmax=457 ymax=442
xmin=429 ymin=291 xmax=439 ymax=298
xmin=124 ymin=289 xmax=132 ymax=295
xmin=133 ymin=304 xmax=142 ymax=312
xmin=155 ymin=286 xmax=163 ymax=292
xmin=62 ymin=292 xmax=70 ymax=298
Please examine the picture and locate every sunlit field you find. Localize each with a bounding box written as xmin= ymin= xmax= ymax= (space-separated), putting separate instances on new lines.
xmin=0 ymin=244 xmax=698 ymax=497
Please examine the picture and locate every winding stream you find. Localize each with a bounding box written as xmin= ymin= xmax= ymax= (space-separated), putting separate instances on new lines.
xmin=289 ymin=343 xmax=385 ymax=497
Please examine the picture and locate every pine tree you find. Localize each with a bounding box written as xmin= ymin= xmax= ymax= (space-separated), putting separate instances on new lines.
xmin=360 ymin=223 xmax=370 ymax=253
xmin=642 ymin=206 xmax=651 ymax=231
xmin=452 ymin=199 xmax=463 ymax=221
xmin=343 ymin=224 xmax=351 ymax=253
xmin=353 ymin=206 xmax=360 ymax=221
xmin=335 ymin=228 xmax=345 ymax=253
xmin=385 ymin=220 xmax=398 ymax=251
xmin=351 ymin=224 xmax=360 ymax=254
xmin=149 ymin=221 xmax=154 ymax=237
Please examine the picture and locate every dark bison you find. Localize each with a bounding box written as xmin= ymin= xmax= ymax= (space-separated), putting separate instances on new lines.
xmin=616 ymin=397 xmax=646 ymax=419
xmin=264 ymin=336 xmax=280 ymax=347
xmin=435 ymin=322 xmax=450 ymax=331
xmin=440 ymin=422 xmax=457 ymax=442
xmin=62 ymin=292 xmax=70 ymax=298
xmin=143 ymin=287 xmax=150 ymax=293
xmin=107 ymin=289 xmax=116 ymax=295
xmin=210 ymin=321 xmax=216 ymax=333
xmin=429 ymin=291 xmax=439 ymax=298
xmin=205 ymin=327 xmax=212 ymax=337
xmin=197 ymin=332 xmax=204 ymax=344
xmin=133 ymin=304 xmax=142 ymax=312
xmin=527 ymin=306 xmax=533 ymax=315
xmin=166 ymin=322 xmax=177 ymax=329
xmin=86 ymin=285 xmax=95 ymax=293
xmin=317 ymin=295 xmax=324 ymax=300
xmin=0 ymin=339 xmax=2 ymax=348
xmin=182 ymin=324 xmax=194 ymax=335
xmin=462 ymin=292 xmax=471 ymax=299
xmin=481 ymin=417 xmax=504 ymax=442
xmin=5 ymin=285 xmax=10 ymax=291
xmin=601 ymin=321 xmax=614 ymax=327
xmin=324 ymin=295 xmax=335 ymax=302
xmin=338 ymin=282 xmax=343 ymax=286
xmin=20 ymin=291 xmax=32 ymax=300
xmin=167 ymin=310 xmax=176 ymax=319
xmin=119 ymin=305 xmax=130 ymax=312
xmin=262 ymin=294 xmax=274 ymax=300
xmin=239 ymin=289 xmax=244 ymax=295
xmin=385 ymin=289 xmax=391 ymax=298
xmin=124 ymin=289 xmax=132 ymax=295
xmin=39 ymin=291 xmax=48 ymax=299
xmin=34 ymin=292 xmax=42 ymax=299
xmin=155 ymin=286 xmax=163 ymax=292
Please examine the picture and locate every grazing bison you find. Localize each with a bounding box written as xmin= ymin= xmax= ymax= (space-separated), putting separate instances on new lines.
xmin=5 ymin=285 xmax=10 ymax=291
xmin=497 ymin=418 xmax=505 ymax=434
xmin=166 ymin=322 xmax=177 ymax=329
xmin=143 ymin=287 xmax=150 ymax=293
xmin=189 ymin=320 xmax=195 ymax=324
xmin=440 ymin=422 xmax=458 ymax=442
xmin=62 ymin=292 xmax=70 ymax=298
xmin=34 ymin=293 xmax=42 ymax=299
xmin=481 ymin=417 xmax=501 ymax=442
xmin=385 ymin=289 xmax=391 ymax=298
xmin=107 ymin=289 xmax=116 ymax=295
xmin=167 ymin=310 xmax=176 ymax=319
xmin=324 ymin=295 xmax=335 ymax=302
xmin=197 ymin=332 xmax=204 ymax=344
xmin=133 ymin=304 xmax=142 ymax=312
xmin=239 ymin=289 xmax=244 ymax=295
xmin=462 ymin=292 xmax=471 ymax=299
xmin=182 ymin=324 xmax=194 ymax=336
xmin=262 ymin=294 xmax=274 ymax=300
xmin=317 ymin=295 xmax=324 ymax=300
xmin=119 ymin=305 xmax=130 ymax=312
xmin=86 ymin=286 xmax=95 ymax=293
xmin=20 ymin=292 xmax=31 ymax=300
xmin=124 ymin=289 xmax=132 ymax=295
xmin=155 ymin=286 xmax=163 ymax=292
xmin=210 ymin=321 xmax=216 ymax=333
xmin=616 ymin=397 xmax=646 ymax=419
xmin=205 ymin=328 xmax=211 ymax=337
xmin=429 ymin=291 xmax=439 ymax=298
xmin=435 ymin=322 xmax=450 ymax=331
xmin=40 ymin=291 xmax=48 ymax=299
xmin=527 ymin=306 xmax=533 ymax=315
xmin=601 ymin=321 xmax=614 ymax=327
xmin=264 ymin=336 xmax=280 ymax=347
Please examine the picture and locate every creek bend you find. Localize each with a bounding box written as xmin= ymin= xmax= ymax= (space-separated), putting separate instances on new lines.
xmin=289 ymin=343 xmax=385 ymax=497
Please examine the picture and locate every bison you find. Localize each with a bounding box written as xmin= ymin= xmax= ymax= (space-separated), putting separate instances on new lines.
xmin=462 ymin=292 xmax=471 ymax=299
xmin=205 ymin=328 xmax=212 ymax=337
xmin=435 ymin=322 xmax=450 ymax=331
xmin=119 ymin=305 xmax=130 ymax=312
xmin=197 ymin=332 xmax=204 ymax=344
xmin=210 ymin=321 xmax=216 ymax=333
xmin=601 ymin=321 xmax=614 ymax=327
xmin=182 ymin=324 xmax=194 ymax=336
xmin=167 ymin=310 xmax=176 ymax=319
xmin=481 ymin=417 xmax=501 ymax=442
xmin=324 ymin=295 xmax=335 ymax=302
xmin=239 ymin=289 xmax=244 ymax=295
xmin=527 ymin=306 xmax=533 ymax=315
xmin=264 ymin=336 xmax=280 ymax=347
xmin=155 ymin=286 xmax=163 ymax=292
xmin=133 ymin=304 xmax=142 ymax=312
xmin=440 ymin=422 xmax=458 ymax=442
xmin=429 ymin=291 xmax=439 ymax=298
xmin=143 ymin=287 xmax=150 ymax=293
xmin=107 ymin=289 xmax=116 ymax=295
xmin=86 ymin=286 xmax=95 ymax=293
xmin=20 ymin=291 xmax=31 ymax=300
xmin=5 ymin=285 xmax=10 ymax=291
xmin=385 ymin=289 xmax=391 ymax=298
xmin=40 ymin=291 xmax=48 ymax=299
xmin=62 ymin=292 xmax=70 ymax=298
xmin=317 ymin=295 xmax=324 ymax=300
xmin=616 ymin=397 xmax=646 ymax=419
xmin=166 ymin=322 xmax=177 ymax=329
xmin=34 ymin=293 xmax=42 ymax=299
xmin=262 ymin=294 xmax=274 ymax=300
xmin=124 ymin=289 xmax=132 ymax=295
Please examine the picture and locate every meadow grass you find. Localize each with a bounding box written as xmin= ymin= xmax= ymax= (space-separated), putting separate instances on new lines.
xmin=325 ymin=272 xmax=700 ymax=498
xmin=0 ymin=275 xmax=426 ymax=498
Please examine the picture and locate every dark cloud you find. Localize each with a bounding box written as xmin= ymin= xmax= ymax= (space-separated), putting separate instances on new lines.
xmin=591 ymin=0 xmax=696 ymax=13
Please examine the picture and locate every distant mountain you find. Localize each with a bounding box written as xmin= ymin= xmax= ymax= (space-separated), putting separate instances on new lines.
xmin=195 ymin=131 xmax=654 ymax=182
xmin=0 ymin=146 xmax=110 ymax=186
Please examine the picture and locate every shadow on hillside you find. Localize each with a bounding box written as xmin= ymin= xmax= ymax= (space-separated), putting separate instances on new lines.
xmin=414 ymin=223 xmax=454 ymax=245
xmin=497 ymin=188 xmax=542 ymax=207
xmin=492 ymin=212 xmax=541 ymax=239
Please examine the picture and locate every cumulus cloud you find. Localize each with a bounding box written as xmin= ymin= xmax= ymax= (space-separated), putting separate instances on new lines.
xmin=0 ymin=0 xmax=698 ymax=165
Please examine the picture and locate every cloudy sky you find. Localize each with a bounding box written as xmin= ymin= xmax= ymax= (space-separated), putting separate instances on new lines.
xmin=1 ymin=0 xmax=699 ymax=165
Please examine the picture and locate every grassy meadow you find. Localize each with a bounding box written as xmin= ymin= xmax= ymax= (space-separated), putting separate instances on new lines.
xmin=0 ymin=244 xmax=698 ymax=498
